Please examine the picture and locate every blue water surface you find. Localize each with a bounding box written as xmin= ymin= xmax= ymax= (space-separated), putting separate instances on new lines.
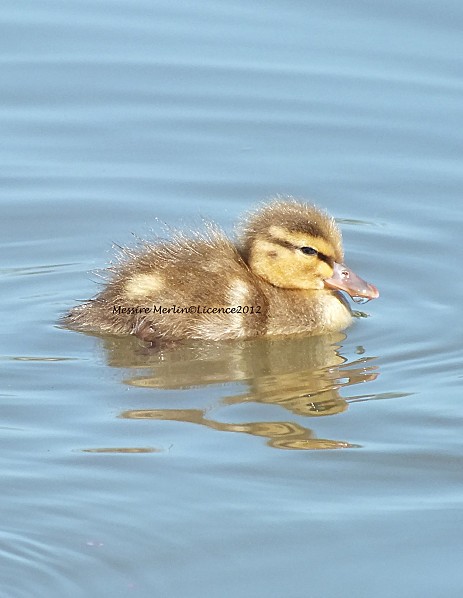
xmin=2 ymin=1 xmax=463 ymax=596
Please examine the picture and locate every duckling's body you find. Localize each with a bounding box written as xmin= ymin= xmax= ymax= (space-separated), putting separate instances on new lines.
xmin=63 ymin=199 xmax=378 ymax=342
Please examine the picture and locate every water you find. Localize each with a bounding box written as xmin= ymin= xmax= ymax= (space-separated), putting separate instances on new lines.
xmin=2 ymin=1 xmax=463 ymax=596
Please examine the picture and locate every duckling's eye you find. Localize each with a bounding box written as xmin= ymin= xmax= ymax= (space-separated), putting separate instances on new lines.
xmin=300 ymin=246 xmax=318 ymax=256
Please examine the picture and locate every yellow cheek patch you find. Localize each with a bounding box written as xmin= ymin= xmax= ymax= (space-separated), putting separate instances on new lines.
xmin=253 ymin=238 xmax=287 ymax=257
xmin=124 ymin=273 xmax=164 ymax=299
xmin=318 ymin=261 xmax=334 ymax=279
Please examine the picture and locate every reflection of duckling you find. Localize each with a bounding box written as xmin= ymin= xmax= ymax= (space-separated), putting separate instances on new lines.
xmin=121 ymin=408 xmax=357 ymax=450
xmin=63 ymin=198 xmax=378 ymax=342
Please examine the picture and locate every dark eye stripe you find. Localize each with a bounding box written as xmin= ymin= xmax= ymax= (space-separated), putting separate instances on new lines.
xmin=317 ymin=252 xmax=333 ymax=266
xmin=267 ymin=234 xmax=334 ymax=266
xmin=299 ymin=246 xmax=333 ymax=266
xmin=266 ymin=236 xmax=294 ymax=250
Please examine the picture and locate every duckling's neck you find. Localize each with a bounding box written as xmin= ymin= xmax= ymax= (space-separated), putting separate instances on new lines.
xmin=260 ymin=283 xmax=352 ymax=336
xmin=314 ymin=290 xmax=352 ymax=333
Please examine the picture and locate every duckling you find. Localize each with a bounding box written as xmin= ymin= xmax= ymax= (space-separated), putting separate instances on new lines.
xmin=62 ymin=198 xmax=378 ymax=342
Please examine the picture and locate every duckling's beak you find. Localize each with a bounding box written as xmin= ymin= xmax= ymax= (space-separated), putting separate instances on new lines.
xmin=324 ymin=262 xmax=379 ymax=300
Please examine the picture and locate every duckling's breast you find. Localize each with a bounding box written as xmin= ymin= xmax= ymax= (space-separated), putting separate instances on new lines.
xmin=316 ymin=291 xmax=353 ymax=333
xmin=263 ymin=287 xmax=352 ymax=336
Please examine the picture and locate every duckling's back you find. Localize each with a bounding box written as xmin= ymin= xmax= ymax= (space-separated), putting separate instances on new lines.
xmin=63 ymin=229 xmax=269 ymax=342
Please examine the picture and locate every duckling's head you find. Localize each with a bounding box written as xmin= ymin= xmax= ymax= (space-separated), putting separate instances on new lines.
xmin=239 ymin=198 xmax=378 ymax=299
